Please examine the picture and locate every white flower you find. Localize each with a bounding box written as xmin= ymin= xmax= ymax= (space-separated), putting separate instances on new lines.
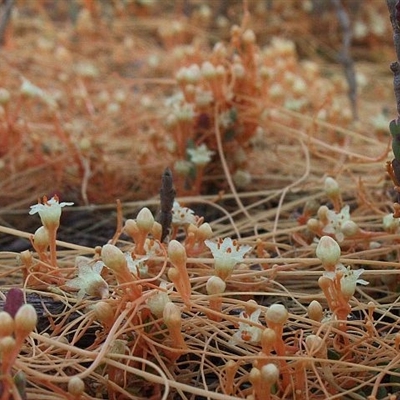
xmin=20 ymin=77 xmax=57 ymax=109
xmin=172 ymin=201 xmax=197 ymax=226
xmin=29 ymin=196 xmax=74 ymax=230
xmin=383 ymin=213 xmax=400 ymax=234
xmin=205 ymin=237 xmax=252 ymax=280
xmin=144 ymin=238 xmax=163 ymax=256
xmin=187 ymin=144 xmax=215 ymax=166
xmin=231 ymin=308 xmax=262 ymax=344
xmin=322 ymin=205 xmax=352 ymax=242
xmin=125 ymin=252 xmax=149 ymax=277
xmin=323 ymin=264 xmax=368 ymax=300
xmin=65 ymin=256 xmax=108 ymax=300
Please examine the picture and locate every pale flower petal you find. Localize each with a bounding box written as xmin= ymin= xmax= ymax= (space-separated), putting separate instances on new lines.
xmin=205 ymin=237 xmax=252 ymax=280
xmin=29 ymin=196 xmax=74 ymax=230
xmin=65 ymin=257 xmax=108 ymax=300
xmin=187 ymin=144 xmax=215 ymax=166
xmin=322 ymin=205 xmax=357 ymax=243
xmin=172 ymin=201 xmax=197 ymax=226
xmin=231 ymin=309 xmax=262 ymax=344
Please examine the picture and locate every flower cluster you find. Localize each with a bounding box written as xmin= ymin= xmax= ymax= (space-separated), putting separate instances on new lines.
xmin=316 ymin=236 xmax=368 ymax=323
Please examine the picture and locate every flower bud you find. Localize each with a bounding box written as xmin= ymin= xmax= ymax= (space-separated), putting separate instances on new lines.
xmin=33 ymin=226 xmax=49 ymax=252
xmin=317 ymin=205 xmax=329 ymax=224
xmin=163 ymin=302 xmax=181 ymax=329
xmin=261 ymin=328 xmax=276 ymax=350
xmin=124 ymin=219 xmax=139 ymax=238
xmin=201 ymin=61 xmax=216 ymax=79
xmin=101 ymin=244 xmax=127 ymax=273
xmin=0 ymin=336 xmax=16 ymax=355
xmin=324 ymin=177 xmax=340 ymax=198
xmin=307 ymin=300 xmax=323 ymax=322
xmin=168 ymin=240 xmax=187 ymax=268
xmin=206 ymin=276 xmax=226 ymax=295
xmin=151 ymin=221 xmax=162 ymax=241
xmin=265 ymin=304 xmax=288 ymax=325
xmin=147 ymin=285 xmax=171 ymax=318
xmin=0 ymin=311 xmax=14 ymax=338
xmin=316 ymin=236 xmax=341 ymax=268
xmin=242 ymin=29 xmax=256 ymax=43
xmin=0 ymin=88 xmax=10 ymax=105
xmin=197 ymin=223 xmax=213 ymax=241
xmin=136 ymin=207 xmax=154 ymax=233
xmin=94 ymin=301 xmax=114 ymax=326
xmin=249 ymin=367 xmax=261 ymax=385
xmin=14 ymin=304 xmax=37 ymax=337
xmin=260 ymin=363 xmax=279 ymax=385
xmin=68 ymin=376 xmax=85 ymax=396
xmin=341 ymin=220 xmax=359 ymax=237
xmin=307 ymin=218 xmax=320 ymax=233
xmin=305 ymin=334 xmax=327 ymax=358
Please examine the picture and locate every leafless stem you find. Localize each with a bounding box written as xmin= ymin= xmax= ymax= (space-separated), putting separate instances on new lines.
xmin=387 ymin=0 xmax=400 ymax=116
xmin=0 ymin=0 xmax=14 ymax=46
xmin=331 ymin=0 xmax=358 ymax=120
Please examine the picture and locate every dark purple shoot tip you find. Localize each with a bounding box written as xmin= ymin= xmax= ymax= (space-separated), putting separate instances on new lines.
xmin=396 ymin=1 xmax=400 ymax=27
xmin=4 ymin=288 xmax=24 ymax=318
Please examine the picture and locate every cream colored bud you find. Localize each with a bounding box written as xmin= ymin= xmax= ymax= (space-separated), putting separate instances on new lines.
xmin=383 ymin=213 xmax=400 ymax=233
xmin=167 ymin=266 xmax=179 ymax=283
xmin=187 ymin=224 xmax=198 ymax=236
xmin=316 ymin=236 xmax=341 ymax=267
xmin=0 ymin=336 xmax=16 ymax=354
xmin=324 ymin=177 xmax=340 ymax=198
xmin=163 ymin=302 xmax=181 ymax=328
xmin=341 ymin=220 xmax=359 ymax=237
xmin=318 ymin=276 xmax=332 ymax=291
xmin=215 ymin=65 xmax=225 ymax=77
xmin=94 ymin=301 xmax=114 ymax=324
xmin=136 ymin=207 xmax=154 ymax=233
xmin=261 ymin=328 xmax=277 ymax=348
xmin=242 ymin=29 xmax=256 ymax=43
xmin=249 ymin=367 xmax=261 ymax=385
xmin=124 ymin=219 xmax=139 ymax=238
xmin=198 ymin=223 xmax=213 ymax=241
xmin=307 ymin=300 xmax=323 ymax=322
xmin=14 ymin=304 xmax=37 ymax=336
xmin=147 ymin=288 xmax=171 ymax=319
xmin=0 ymin=311 xmax=14 ymax=338
xmin=151 ymin=221 xmax=162 ymax=241
xmin=0 ymin=88 xmax=10 ymax=105
xmin=68 ymin=376 xmax=85 ymax=396
xmin=317 ymin=205 xmax=329 ymax=222
xmin=33 ymin=226 xmax=49 ymax=252
xmin=232 ymin=63 xmax=245 ymax=79
xmin=260 ymin=363 xmax=279 ymax=385
xmin=305 ymin=334 xmax=327 ymax=358
xmin=168 ymin=240 xmax=187 ymax=267
xmin=307 ymin=218 xmax=320 ymax=233
xmin=19 ymin=250 xmax=33 ymax=267
xmin=206 ymin=276 xmax=226 ymax=295
xmin=101 ymin=244 xmax=127 ymax=273
xmin=265 ymin=304 xmax=288 ymax=325
xmin=201 ymin=61 xmax=216 ymax=79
